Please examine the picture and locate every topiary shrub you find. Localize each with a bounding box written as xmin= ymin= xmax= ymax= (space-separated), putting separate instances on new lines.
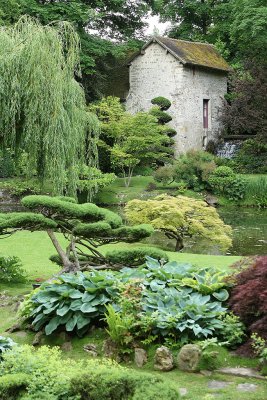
xmin=0 ymin=256 xmax=27 ymax=283
xmin=229 ymin=256 xmax=267 ymax=340
xmin=105 ymin=247 xmax=168 ymax=266
xmin=0 ymin=195 xmax=154 ymax=272
xmin=149 ymin=107 xmax=172 ymax=124
xmin=151 ymin=96 xmax=171 ymax=110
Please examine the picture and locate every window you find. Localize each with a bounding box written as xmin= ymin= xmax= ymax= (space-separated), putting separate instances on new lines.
xmin=203 ymin=99 xmax=209 ymax=129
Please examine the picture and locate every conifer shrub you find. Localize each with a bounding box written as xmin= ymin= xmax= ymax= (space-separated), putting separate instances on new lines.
xmin=149 ymin=107 xmax=172 ymax=124
xmin=151 ymin=96 xmax=171 ymax=110
xmin=229 ymin=256 xmax=267 ymax=339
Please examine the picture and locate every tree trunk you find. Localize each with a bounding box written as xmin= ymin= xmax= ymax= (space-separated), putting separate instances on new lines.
xmin=46 ymin=229 xmax=79 ymax=273
xmin=175 ymin=236 xmax=184 ymax=252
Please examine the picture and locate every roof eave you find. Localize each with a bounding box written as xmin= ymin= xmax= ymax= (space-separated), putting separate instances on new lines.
xmin=185 ymin=62 xmax=232 ymax=73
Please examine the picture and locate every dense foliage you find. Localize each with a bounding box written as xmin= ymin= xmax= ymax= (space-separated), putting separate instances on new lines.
xmin=207 ymin=166 xmax=246 ymax=201
xmin=91 ymin=96 xmax=174 ymax=185
xmin=221 ymin=65 xmax=267 ymax=141
xmin=0 ymin=17 xmax=100 ymax=195
xmin=21 ymin=271 xmax=118 ymax=337
xmin=229 ymin=256 xmax=267 ymax=340
xmin=154 ymin=150 xmax=216 ymax=191
xmin=125 ymin=194 xmax=232 ymax=252
xmin=20 ymin=258 xmax=242 ymax=349
xmin=0 ymin=345 xmax=180 ymax=400
xmin=0 ymin=256 xmax=27 ymax=283
xmin=233 ymin=139 xmax=267 ymax=173
xmin=0 ymin=195 xmax=156 ymax=272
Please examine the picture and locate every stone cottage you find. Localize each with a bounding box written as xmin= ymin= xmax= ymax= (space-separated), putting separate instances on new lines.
xmin=126 ymin=37 xmax=231 ymax=154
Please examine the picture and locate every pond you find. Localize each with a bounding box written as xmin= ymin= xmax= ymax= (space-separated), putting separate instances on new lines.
xmin=217 ymin=207 xmax=267 ymax=256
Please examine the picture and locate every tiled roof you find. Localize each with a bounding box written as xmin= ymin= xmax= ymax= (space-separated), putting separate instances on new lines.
xmin=131 ymin=37 xmax=231 ymax=73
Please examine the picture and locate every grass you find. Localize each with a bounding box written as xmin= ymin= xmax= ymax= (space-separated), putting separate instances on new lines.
xmin=94 ymin=176 xmax=203 ymax=205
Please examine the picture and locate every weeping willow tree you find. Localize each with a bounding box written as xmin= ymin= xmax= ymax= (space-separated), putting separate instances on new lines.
xmin=0 ymin=16 xmax=99 ymax=195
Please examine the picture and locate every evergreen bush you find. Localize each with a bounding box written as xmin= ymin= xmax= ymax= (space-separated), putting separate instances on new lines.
xmin=151 ymin=96 xmax=171 ymax=110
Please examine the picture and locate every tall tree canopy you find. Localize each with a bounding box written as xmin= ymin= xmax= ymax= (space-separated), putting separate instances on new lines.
xmin=152 ymin=0 xmax=230 ymax=42
xmin=0 ymin=17 xmax=99 ymax=194
xmin=0 ymin=0 xmax=150 ymax=100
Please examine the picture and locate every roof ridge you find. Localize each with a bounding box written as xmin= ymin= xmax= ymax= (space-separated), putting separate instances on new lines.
xmin=156 ymin=36 xmax=215 ymax=47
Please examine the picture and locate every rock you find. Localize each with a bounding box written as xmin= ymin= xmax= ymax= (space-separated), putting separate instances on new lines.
xmin=15 ymin=331 xmax=27 ymax=339
xmin=5 ymin=323 xmax=22 ymax=333
xmin=102 ymin=338 xmax=119 ymax=361
xmin=154 ymin=346 xmax=174 ymax=371
xmin=216 ymin=367 xmax=265 ymax=380
xmin=237 ymin=383 xmax=258 ymax=392
xmin=83 ymin=343 xmax=98 ymax=357
xmin=179 ymin=388 xmax=188 ymax=396
xmin=205 ymin=195 xmax=218 ymax=207
xmin=134 ymin=348 xmax=147 ymax=368
xmin=32 ymin=331 xmax=44 ymax=346
xmin=177 ymin=344 xmax=201 ymax=372
xmin=61 ymin=341 xmax=73 ymax=352
xmin=201 ymin=370 xmax=213 ymax=377
xmin=207 ymin=380 xmax=232 ymax=389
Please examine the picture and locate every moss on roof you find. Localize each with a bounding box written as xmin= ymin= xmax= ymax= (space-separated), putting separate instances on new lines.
xmin=142 ymin=37 xmax=231 ymax=73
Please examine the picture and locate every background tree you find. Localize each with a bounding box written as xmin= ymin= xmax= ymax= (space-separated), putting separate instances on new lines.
xmin=0 ymin=0 xmax=149 ymax=100
xmin=0 ymin=17 xmax=99 ymax=195
xmin=110 ymin=112 xmax=172 ymax=187
xmin=230 ymin=0 xmax=267 ymax=63
xmin=125 ymin=194 xmax=232 ymax=252
xmin=152 ymin=0 xmax=231 ymax=42
xmin=90 ymin=97 xmax=173 ymax=185
xmin=221 ymin=63 xmax=267 ymax=142
xmin=0 ymin=195 xmax=158 ymax=272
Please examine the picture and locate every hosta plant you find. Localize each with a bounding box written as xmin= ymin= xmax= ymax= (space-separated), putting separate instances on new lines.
xmin=22 ymin=271 xmax=119 ymax=337
xmin=0 ymin=336 xmax=16 ymax=357
xmin=141 ymin=288 xmax=226 ymax=343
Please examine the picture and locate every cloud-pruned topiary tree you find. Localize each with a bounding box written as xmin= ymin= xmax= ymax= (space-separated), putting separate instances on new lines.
xmin=0 ymin=195 xmax=164 ymax=273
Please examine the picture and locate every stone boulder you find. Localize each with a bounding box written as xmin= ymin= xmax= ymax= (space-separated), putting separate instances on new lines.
xmin=134 ymin=348 xmax=147 ymax=368
xmin=177 ymin=344 xmax=201 ymax=372
xmin=154 ymin=346 xmax=174 ymax=371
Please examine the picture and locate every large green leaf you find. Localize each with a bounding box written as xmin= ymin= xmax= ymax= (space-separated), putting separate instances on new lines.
xmin=56 ymin=305 xmax=70 ymax=316
xmin=45 ymin=316 xmax=61 ymax=335
xmin=76 ymin=313 xmax=90 ymax=330
xmin=66 ymin=314 xmax=78 ymax=332
xmin=82 ymin=293 xmax=96 ymax=302
xmin=70 ymin=299 xmax=83 ymax=311
xmin=212 ymin=289 xmax=229 ymax=301
xmin=80 ymin=303 xmax=98 ymax=313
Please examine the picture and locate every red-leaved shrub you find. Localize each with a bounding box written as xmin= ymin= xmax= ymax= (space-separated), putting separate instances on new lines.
xmin=229 ymin=256 xmax=267 ymax=339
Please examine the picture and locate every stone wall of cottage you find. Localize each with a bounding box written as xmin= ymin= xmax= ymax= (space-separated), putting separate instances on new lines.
xmin=126 ymin=42 xmax=227 ymax=154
